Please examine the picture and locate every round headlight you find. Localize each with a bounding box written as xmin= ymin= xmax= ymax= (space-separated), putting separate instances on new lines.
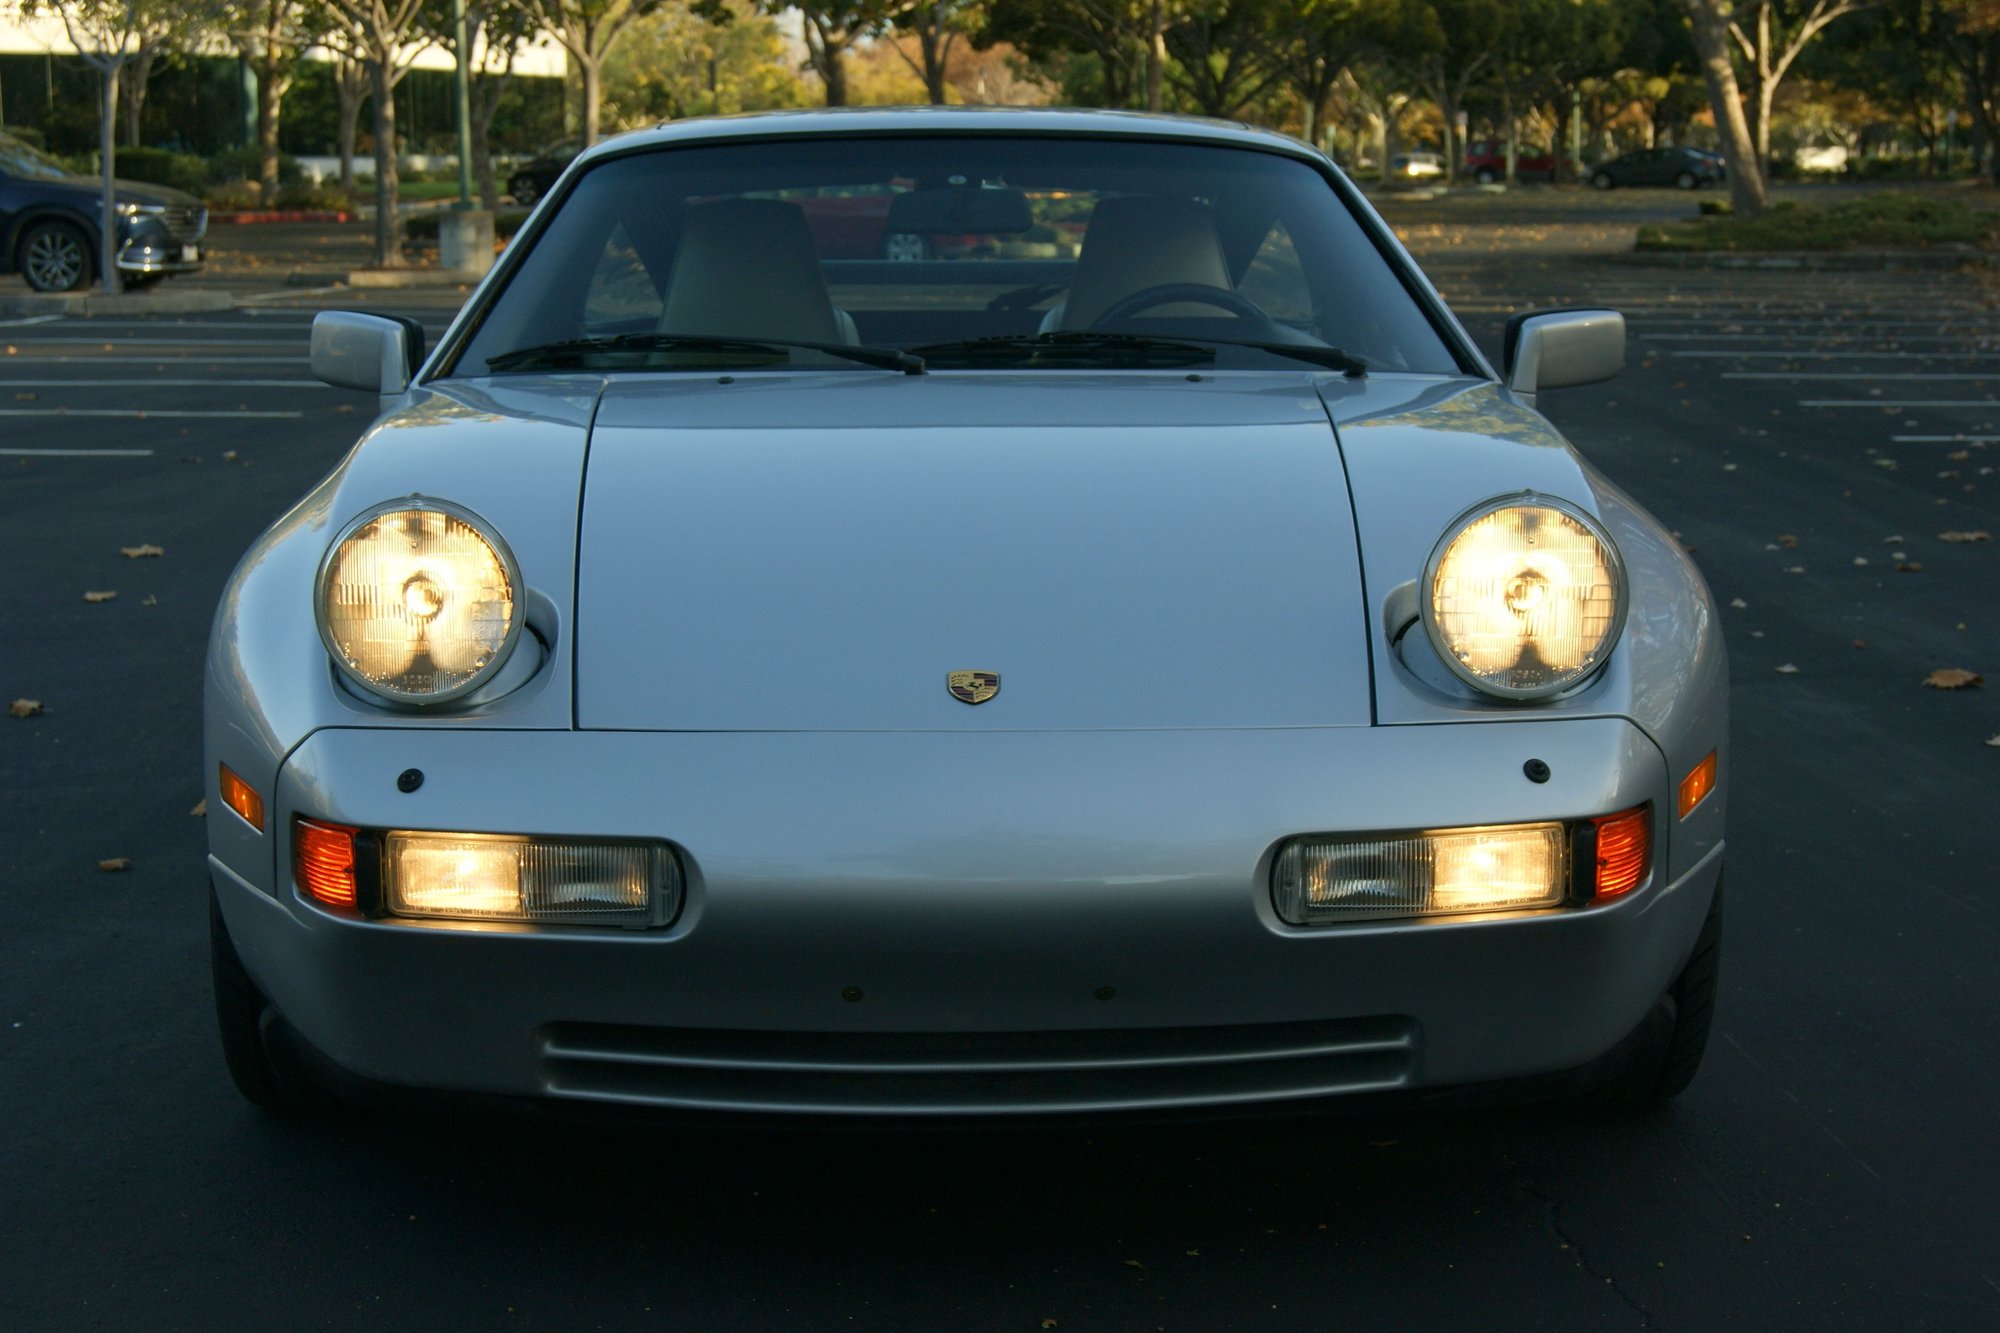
xmin=316 ymin=499 xmax=522 ymax=705
xmin=1422 ymin=494 xmax=1626 ymax=700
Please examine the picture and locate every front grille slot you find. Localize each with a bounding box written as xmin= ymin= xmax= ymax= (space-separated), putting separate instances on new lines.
xmin=539 ymin=1016 xmax=1416 ymax=1115
xmin=159 ymin=206 xmax=206 ymax=242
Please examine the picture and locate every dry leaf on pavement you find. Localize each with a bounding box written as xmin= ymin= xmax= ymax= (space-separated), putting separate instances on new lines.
xmin=1923 ymin=669 xmax=1983 ymax=690
xmin=1776 ymin=534 xmax=1799 ymax=548
xmin=190 ymin=798 xmax=207 ymax=816
xmin=1896 ymin=561 xmax=1924 ymax=572
xmin=97 ymin=857 xmax=131 ymax=872
xmin=120 ymin=543 xmax=164 ymax=559
xmin=9 ymin=698 xmax=43 ymax=718
xmin=1986 ymin=735 xmax=2000 ymax=747
xmin=1776 ymin=664 xmax=1800 ymax=674
xmin=82 ymin=590 xmax=116 ymax=603
xmin=1938 ymin=531 xmax=1992 ymax=543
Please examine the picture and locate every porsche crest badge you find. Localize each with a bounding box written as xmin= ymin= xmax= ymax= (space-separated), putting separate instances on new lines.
xmin=947 ymin=670 xmax=1000 ymax=705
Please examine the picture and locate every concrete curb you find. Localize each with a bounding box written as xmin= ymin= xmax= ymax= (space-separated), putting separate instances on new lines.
xmin=0 ymin=288 xmax=236 ymax=317
xmin=1615 ymin=248 xmax=1997 ymax=271
xmin=209 ymin=210 xmax=357 ymax=225
xmin=341 ymin=268 xmax=486 ymax=289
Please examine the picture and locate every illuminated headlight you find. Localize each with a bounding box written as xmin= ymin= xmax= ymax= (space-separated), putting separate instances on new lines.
xmin=317 ymin=499 xmax=522 ymax=705
xmin=384 ymin=832 xmax=679 ymax=928
xmin=1423 ymin=495 xmax=1625 ymax=700
xmin=1272 ymin=824 xmax=1567 ymax=925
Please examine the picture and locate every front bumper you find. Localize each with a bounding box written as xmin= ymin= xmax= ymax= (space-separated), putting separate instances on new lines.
xmin=116 ymin=238 xmax=202 ymax=275
xmin=211 ymin=719 xmax=1723 ymax=1116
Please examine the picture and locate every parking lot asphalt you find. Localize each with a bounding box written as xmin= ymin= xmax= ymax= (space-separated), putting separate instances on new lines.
xmin=2 ymin=259 xmax=1997 ymax=1330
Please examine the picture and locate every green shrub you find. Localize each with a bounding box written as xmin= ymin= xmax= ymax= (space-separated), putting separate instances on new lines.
xmin=272 ymin=185 xmax=353 ymax=211
xmin=201 ymin=180 xmax=264 ymax=210
xmin=113 ymin=146 xmax=210 ymax=193
xmin=1698 ymin=198 xmax=1733 ymax=216
xmin=205 ymin=146 xmax=306 ymax=187
xmin=1637 ymin=191 xmax=1997 ymax=251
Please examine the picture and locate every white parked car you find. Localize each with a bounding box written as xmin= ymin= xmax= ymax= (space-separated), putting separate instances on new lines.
xmin=205 ymin=108 xmax=1728 ymax=1122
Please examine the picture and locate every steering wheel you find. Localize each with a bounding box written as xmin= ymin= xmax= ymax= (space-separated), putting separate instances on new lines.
xmin=1088 ymin=282 xmax=1276 ymax=332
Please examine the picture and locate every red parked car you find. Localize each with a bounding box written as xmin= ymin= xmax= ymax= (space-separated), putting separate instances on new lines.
xmin=1463 ymin=140 xmax=1556 ymax=184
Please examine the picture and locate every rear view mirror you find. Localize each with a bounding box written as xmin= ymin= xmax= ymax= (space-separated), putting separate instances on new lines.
xmin=311 ymin=311 xmax=425 ymax=395
xmin=885 ymin=187 xmax=1033 ymax=236
xmin=1504 ymin=308 xmax=1624 ymax=405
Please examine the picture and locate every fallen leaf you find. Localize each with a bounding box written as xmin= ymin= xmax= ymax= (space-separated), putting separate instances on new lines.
xmin=1873 ymin=459 xmax=1898 ymax=470
xmin=1122 ymin=1259 xmax=1144 ymax=1269
xmin=1042 ymin=1322 xmax=1058 ymax=1329
xmin=141 ymin=594 xmax=157 ymax=607
xmin=1949 ymin=450 xmax=1971 ymax=461
xmin=1896 ymin=561 xmax=1924 ymax=572
xmin=9 ymin=698 xmax=43 ymax=718
xmin=14 ymin=392 xmax=35 ymax=401
xmin=1776 ymin=534 xmax=1799 ymax=548
xmin=190 ymin=798 xmax=207 ymax=816
xmin=1985 ymin=735 xmax=2000 ymax=747
xmin=222 ymin=450 xmax=238 ymax=462
xmin=1924 ymin=669 xmax=1983 ymax=689
xmin=1884 ymin=534 xmax=1905 ymax=543
xmin=1729 ymin=597 xmax=1748 ymax=609
xmin=83 ymin=590 xmax=117 ymax=603
xmin=1852 ymin=557 xmax=1869 ymax=566
xmin=1852 ymin=639 xmax=1867 ymax=649
xmin=1938 ymin=531 xmax=1992 ymax=543
xmin=1775 ymin=663 xmax=1800 ymax=674
xmin=98 ymin=857 xmax=131 ymax=872
xmin=1783 ymin=566 xmax=1805 ymax=574
xmin=120 ymin=543 xmax=163 ymax=559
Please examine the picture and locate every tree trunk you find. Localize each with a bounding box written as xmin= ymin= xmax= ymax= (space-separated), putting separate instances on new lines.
xmin=1679 ymin=0 xmax=1767 ymax=212
xmin=579 ymin=53 xmax=601 ymax=144
xmin=1145 ymin=0 xmax=1165 ymax=113
xmin=121 ymin=49 xmax=152 ymax=148
xmin=1503 ymin=84 xmax=1517 ymax=183
xmin=336 ymin=60 xmax=367 ymax=195
xmin=99 ymin=62 xmax=119 ymax=294
xmin=369 ymin=55 xmax=402 ymax=268
xmin=256 ymin=59 xmax=289 ymax=203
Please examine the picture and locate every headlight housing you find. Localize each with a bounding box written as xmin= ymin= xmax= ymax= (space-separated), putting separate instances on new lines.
xmin=316 ymin=498 xmax=523 ymax=705
xmin=1422 ymin=494 xmax=1625 ymax=700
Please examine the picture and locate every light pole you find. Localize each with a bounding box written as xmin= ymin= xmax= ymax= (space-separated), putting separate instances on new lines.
xmin=438 ymin=0 xmax=494 ymax=275
xmin=453 ymin=0 xmax=474 ymax=208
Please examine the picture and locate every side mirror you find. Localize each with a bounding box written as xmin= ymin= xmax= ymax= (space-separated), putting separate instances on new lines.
xmin=311 ymin=311 xmax=425 ymax=395
xmin=1503 ymin=308 xmax=1624 ymax=405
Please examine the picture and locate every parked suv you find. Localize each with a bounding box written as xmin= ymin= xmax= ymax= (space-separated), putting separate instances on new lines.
xmin=1463 ymin=139 xmax=1557 ymax=184
xmin=1 ymin=132 xmax=207 ymax=292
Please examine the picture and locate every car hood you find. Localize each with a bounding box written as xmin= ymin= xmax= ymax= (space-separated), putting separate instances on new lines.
xmin=574 ymin=373 xmax=1373 ymax=731
xmin=27 ymin=176 xmax=204 ymax=209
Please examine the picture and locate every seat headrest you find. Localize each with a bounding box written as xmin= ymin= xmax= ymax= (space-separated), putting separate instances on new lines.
xmin=1056 ymin=196 xmax=1232 ymax=330
xmin=660 ymin=199 xmax=842 ymax=345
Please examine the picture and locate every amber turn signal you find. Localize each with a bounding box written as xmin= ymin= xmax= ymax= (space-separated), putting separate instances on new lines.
xmin=219 ymin=764 xmax=264 ymax=831
xmin=1590 ymin=806 xmax=1651 ymax=900
xmin=1679 ymin=751 xmax=1717 ymax=818
xmin=295 ymin=817 xmax=360 ymax=909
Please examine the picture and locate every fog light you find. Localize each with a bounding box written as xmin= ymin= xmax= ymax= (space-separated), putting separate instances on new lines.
xmin=1273 ymin=823 xmax=1566 ymax=925
xmin=383 ymin=832 xmax=677 ymax=928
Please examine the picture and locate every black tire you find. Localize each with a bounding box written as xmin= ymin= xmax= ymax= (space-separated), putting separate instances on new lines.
xmin=882 ymin=231 xmax=930 ymax=262
xmin=1675 ymin=170 xmax=1699 ymax=190
xmin=1591 ymin=171 xmax=1613 ymax=191
xmin=210 ymin=890 xmax=331 ymax=1114
xmin=1602 ymin=879 xmax=1725 ymax=1106
xmin=1474 ymin=167 xmax=1497 ymax=185
xmin=510 ymin=175 xmax=539 ymax=206
xmin=18 ymin=218 xmax=93 ymax=292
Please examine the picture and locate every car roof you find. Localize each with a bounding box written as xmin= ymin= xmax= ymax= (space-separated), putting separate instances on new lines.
xmin=576 ymin=106 xmax=1321 ymax=167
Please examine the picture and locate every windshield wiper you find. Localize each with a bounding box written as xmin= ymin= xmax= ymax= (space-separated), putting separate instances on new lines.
xmin=909 ymin=332 xmax=1218 ymax=367
xmin=1190 ymin=338 xmax=1367 ymax=377
xmin=485 ymin=333 xmax=926 ymax=375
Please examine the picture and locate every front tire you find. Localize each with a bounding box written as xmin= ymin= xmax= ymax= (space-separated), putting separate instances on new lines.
xmin=883 ymin=231 xmax=930 ymax=262
xmin=1675 ymin=170 xmax=1700 ymax=190
xmin=1602 ymin=879 xmax=1724 ymax=1105
xmin=1474 ymin=167 xmax=1497 ymax=185
xmin=210 ymin=890 xmax=331 ymax=1114
xmin=19 ymin=219 xmax=93 ymax=292
xmin=1591 ymin=172 xmax=1613 ymax=191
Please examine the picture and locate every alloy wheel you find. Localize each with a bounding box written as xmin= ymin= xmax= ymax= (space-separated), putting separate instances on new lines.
xmin=23 ymin=224 xmax=88 ymax=292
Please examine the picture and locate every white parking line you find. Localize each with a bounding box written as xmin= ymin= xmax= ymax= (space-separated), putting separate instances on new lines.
xmin=1799 ymin=400 xmax=2000 ymax=408
xmin=1891 ymin=435 xmax=2000 ymax=442
xmin=1672 ymin=351 xmax=2000 ymax=360
xmin=1643 ymin=333 xmax=1989 ymax=343
xmin=0 ymin=337 xmax=301 ymax=347
xmin=1725 ymin=372 xmax=1997 ymax=381
xmin=0 ymin=408 xmax=304 ymax=418
xmin=0 ymin=378 xmax=329 ymax=388
xmin=0 ymin=315 xmax=62 ymax=327
xmin=0 ymin=447 xmax=154 ymax=456
xmin=0 ymin=355 xmax=307 ymax=363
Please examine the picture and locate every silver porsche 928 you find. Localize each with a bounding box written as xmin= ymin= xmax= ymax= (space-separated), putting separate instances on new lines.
xmin=205 ymin=108 xmax=1727 ymax=1119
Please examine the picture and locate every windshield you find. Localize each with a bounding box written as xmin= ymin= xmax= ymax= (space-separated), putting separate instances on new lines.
xmin=0 ymin=134 xmax=73 ymax=181
xmin=455 ymin=135 xmax=1461 ymax=377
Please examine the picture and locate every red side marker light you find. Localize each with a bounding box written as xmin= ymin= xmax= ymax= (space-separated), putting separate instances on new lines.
xmin=1591 ymin=806 xmax=1651 ymax=900
xmin=295 ymin=817 xmax=359 ymax=909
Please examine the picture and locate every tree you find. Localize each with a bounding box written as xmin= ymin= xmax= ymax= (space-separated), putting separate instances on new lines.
xmin=1936 ymin=0 xmax=2000 ymax=176
xmin=417 ymin=0 xmax=537 ymax=210
xmin=979 ymin=1 xmax=1183 ymax=110
xmin=17 ymin=0 xmax=188 ymax=293
xmin=219 ymin=0 xmax=326 ymax=201
xmin=602 ymin=0 xmax=805 ymax=122
xmin=321 ymin=0 xmax=431 ymax=267
xmin=1725 ymin=0 xmax=1878 ymax=179
xmin=1676 ymin=0 xmax=1769 ymax=210
xmin=518 ymin=0 xmax=668 ymax=144
xmin=889 ymin=1 xmax=975 ymax=103
xmin=1163 ymin=0 xmax=1289 ymax=119
xmin=1271 ymin=0 xmax=1433 ymax=150
xmin=1405 ymin=0 xmax=1511 ymax=183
